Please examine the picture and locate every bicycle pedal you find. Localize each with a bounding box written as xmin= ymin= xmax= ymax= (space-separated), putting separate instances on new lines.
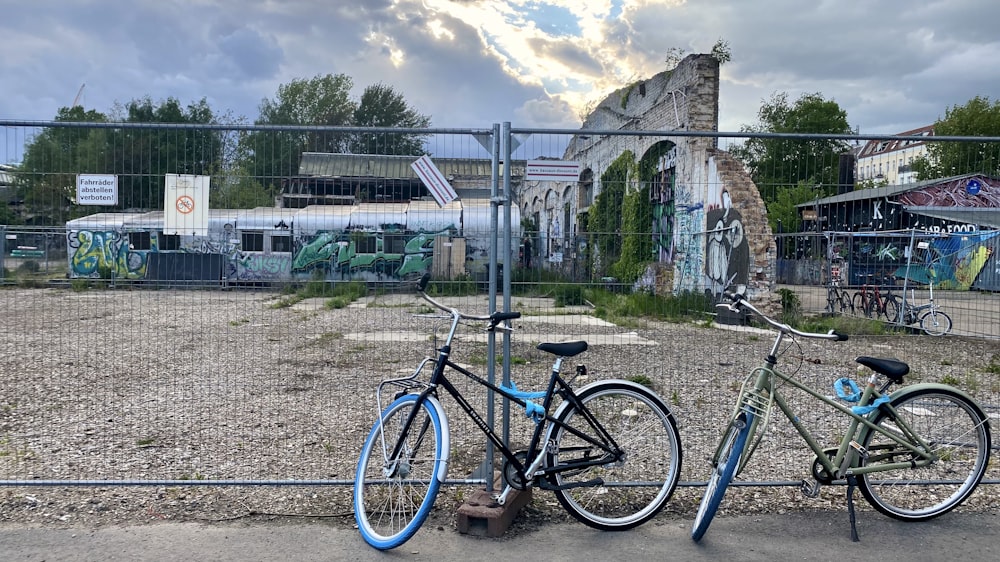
xmin=849 ymin=440 xmax=870 ymax=460
xmin=800 ymin=479 xmax=821 ymax=498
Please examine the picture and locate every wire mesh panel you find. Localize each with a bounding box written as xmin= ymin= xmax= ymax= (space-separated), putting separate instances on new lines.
xmin=1 ymin=120 xmax=999 ymax=513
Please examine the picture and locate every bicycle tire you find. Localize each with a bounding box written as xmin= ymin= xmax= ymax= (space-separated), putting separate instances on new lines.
xmin=354 ymin=394 xmax=447 ymax=550
xmin=546 ymin=380 xmax=682 ymax=531
xmin=838 ymin=293 xmax=855 ymax=315
xmin=919 ymin=310 xmax=952 ymax=336
xmin=882 ymin=296 xmax=900 ymax=323
xmin=852 ymin=292 xmax=866 ymax=316
xmin=691 ymin=411 xmax=753 ymax=542
xmin=857 ymin=387 xmax=990 ymax=521
xmin=864 ymin=298 xmax=879 ymax=319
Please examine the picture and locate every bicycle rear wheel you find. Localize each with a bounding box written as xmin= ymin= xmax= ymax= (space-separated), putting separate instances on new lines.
xmin=354 ymin=394 xmax=447 ymax=550
xmin=546 ymin=380 xmax=682 ymax=531
xmin=919 ymin=309 xmax=952 ymax=336
xmin=857 ymin=387 xmax=990 ymax=521
xmin=838 ymin=293 xmax=855 ymax=315
xmin=882 ymin=296 xmax=900 ymax=323
xmin=691 ymin=411 xmax=753 ymax=542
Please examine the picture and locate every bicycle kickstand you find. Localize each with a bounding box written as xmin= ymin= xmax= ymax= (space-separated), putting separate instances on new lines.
xmin=845 ymin=475 xmax=860 ymax=542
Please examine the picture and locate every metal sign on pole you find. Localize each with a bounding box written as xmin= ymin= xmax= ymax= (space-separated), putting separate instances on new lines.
xmin=411 ymin=155 xmax=458 ymax=207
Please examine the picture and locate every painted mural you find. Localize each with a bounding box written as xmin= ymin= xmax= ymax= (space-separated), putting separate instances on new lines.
xmin=896 ymin=230 xmax=1000 ymax=291
xmin=287 ymin=227 xmax=454 ymax=281
xmin=704 ymin=189 xmax=749 ymax=298
xmin=66 ymin=203 xmax=514 ymax=284
xmin=67 ymin=229 xmax=149 ymax=279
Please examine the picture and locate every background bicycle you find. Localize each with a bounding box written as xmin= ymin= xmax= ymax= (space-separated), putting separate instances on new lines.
xmin=894 ymin=280 xmax=952 ymax=336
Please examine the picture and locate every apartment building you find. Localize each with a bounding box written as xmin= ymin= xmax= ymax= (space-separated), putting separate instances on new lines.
xmin=856 ymin=125 xmax=934 ymax=185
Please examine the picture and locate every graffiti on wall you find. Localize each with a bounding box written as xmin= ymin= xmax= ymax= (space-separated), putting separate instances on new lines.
xmin=652 ymin=163 xmax=676 ymax=264
xmin=68 ymin=230 xmax=148 ymax=279
xmin=290 ymin=227 xmax=453 ymax=281
xmin=704 ymin=189 xmax=749 ymax=298
xmin=898 ymin=230 xmax=1000 ymax=291
xmin=673 ymin=203 xmax=705 ymax=293
xmin=68 ymin=225 xmax=460 ymax=283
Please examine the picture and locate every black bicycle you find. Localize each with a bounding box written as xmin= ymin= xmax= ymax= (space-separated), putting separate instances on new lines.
xmin=353 ymin=275 xmax=683 ymax=549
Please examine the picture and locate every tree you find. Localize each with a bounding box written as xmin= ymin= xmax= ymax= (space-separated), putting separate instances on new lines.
xmin=913 ymin=96 xmax=1000 ymax=179
xmin=17 ymin=106 xmax=112 ymax=224
xmin=243 ymin=74 xmax=357 ymax=190
xmin=729 ymin=92 xmax=853 ymax=230
xmin=114 ymin=96 xmax=223 ymax=210
xmin=351 ymin=83 xmax=431 ymax=155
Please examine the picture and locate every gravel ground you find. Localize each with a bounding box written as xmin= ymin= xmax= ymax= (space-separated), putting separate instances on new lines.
xmin=1 ymin=286 xmax=998 ymax=532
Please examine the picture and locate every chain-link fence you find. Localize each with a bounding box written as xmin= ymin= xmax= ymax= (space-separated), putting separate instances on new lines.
xmin=2 ymin=121 xmax=999 ymax=500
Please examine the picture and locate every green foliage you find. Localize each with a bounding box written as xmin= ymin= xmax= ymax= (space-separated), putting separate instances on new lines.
xmin=17 ymin=98 xmax=223 ymax=222
xmin=730 ymin=92 xmax=853 ymax=215
xmin=777 ymin=287 xmax=801 ymax=324
xmin=426 ymin=275 xmax=477 ymax=296
xmin=588 ymin=288 xmax=712 ymax=323
xmin=243 ymin=75 xmax=431 ymax=192
xmin=664 ymin=47 xmax=687 ymax=69
xmin=611 ymin=185 xmax=652 ymax=283
xmin=553 ymin=284 xmax=584 ymax=307
xmin=767 ymin=181 xmax=821 ymax=234
xmin=914 ymin=96 xmax=1000 ymax=179
xmin=245 ymin=73 xmax=356 ymax=191
xmin=271 ymin=279 xmax=368 ymax=309
xmin=589 ymin=151 xmax=635 ymax=278
xmin=710 ymin=38 xmax=732 ymax=64
xmin=351 ymin=83 xmax=431 ymax=155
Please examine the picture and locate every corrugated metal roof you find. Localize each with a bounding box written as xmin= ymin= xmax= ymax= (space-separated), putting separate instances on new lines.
xmin=796 ymin=173 xmax=982 ymax=207
xmin=904 ymin=206 xmax=1000 ymax=229
xmin=298 ymin=153 xmax=526 ymax=178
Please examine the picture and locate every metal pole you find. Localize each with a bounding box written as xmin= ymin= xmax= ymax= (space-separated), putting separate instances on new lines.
xmin=484 ymin=123 xmax=501 ymax=491
xmin=502 ymin=122 xmax=514 ymax=448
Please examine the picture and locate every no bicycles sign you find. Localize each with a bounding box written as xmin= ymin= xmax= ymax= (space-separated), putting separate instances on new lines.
xmin=175 ymin=195 xmax=195 ymax=214
xmin=164 ymin=174 xmax=209 ymax=235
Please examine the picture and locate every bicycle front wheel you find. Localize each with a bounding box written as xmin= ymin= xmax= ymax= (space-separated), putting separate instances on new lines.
xmin=919 ymin=310 xmax=952 ymax=336
xmin=691 ymin=411 xmax=753 ymax=542
xmin=546 ymin=380 xmax=682 ymax=531
xmin=857 ymin=387 xmax=990 ymax=521
xmin=354 ymin=394 xmax=447 ymax=550
xmin=852 ymin=293 xmax=866 ymax=316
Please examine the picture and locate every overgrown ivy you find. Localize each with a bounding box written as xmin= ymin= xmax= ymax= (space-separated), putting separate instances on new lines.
xmin=587 ymin=143 xmax=674 ymax=285
xmin=589 ymin=151 xmax=633 ymax=277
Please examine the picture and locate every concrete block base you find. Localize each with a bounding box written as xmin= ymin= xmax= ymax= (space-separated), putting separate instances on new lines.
xmin=455 ymin=484 xmax=532 ymax=538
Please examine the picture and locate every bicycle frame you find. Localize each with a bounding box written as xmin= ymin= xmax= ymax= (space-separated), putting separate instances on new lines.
xmin=729 ymin=362 xmax=942 ymax=481
xmin=375 ymin=303 xmax=624 ymax=498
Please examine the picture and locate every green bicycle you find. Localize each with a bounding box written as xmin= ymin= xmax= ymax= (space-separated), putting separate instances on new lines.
xmin=692 ymin=288 xmax=991 ymax=542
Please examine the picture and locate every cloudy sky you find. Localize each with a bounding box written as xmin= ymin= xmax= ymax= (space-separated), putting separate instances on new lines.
xmin=2 ymin=0 xmax=998 ymax=136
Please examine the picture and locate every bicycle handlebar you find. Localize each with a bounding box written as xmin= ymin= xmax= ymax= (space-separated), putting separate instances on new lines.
xmin=721 ymin=290 xmax=848 ymax=342
xmin=416 ymin=274 xmax=522 ymax=326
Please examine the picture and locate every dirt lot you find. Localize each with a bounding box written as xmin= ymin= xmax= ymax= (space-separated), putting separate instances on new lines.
xmin=1 ymin=286 xmax=999 ymax=530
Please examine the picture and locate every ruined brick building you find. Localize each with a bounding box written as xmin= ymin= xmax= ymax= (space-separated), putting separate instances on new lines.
xmin=519 ymin=54 xmax=775 ymax=299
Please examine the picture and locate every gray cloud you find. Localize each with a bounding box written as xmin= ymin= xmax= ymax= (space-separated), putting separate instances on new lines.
xmin=1 ymin=0 xmax=999 ymax=137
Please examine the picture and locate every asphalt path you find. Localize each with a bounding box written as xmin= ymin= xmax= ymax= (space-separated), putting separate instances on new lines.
xmin=1 ymin=510 xmax=997 ymax=561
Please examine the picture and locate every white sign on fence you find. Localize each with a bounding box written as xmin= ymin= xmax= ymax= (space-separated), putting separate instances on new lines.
xmin=526 ymin=160 xmax=580 ymax=182
xmin=411 ymin=155 xmax=458 ymax=207
xmin=76 ymin=174 xmax=118 ymax=205
xmin=163 ymin=174 xmax=210 ymax=235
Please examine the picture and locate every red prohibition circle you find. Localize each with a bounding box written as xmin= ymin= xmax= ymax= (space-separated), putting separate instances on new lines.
xmin=176 ymin=195 xmax=195 ymax=214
